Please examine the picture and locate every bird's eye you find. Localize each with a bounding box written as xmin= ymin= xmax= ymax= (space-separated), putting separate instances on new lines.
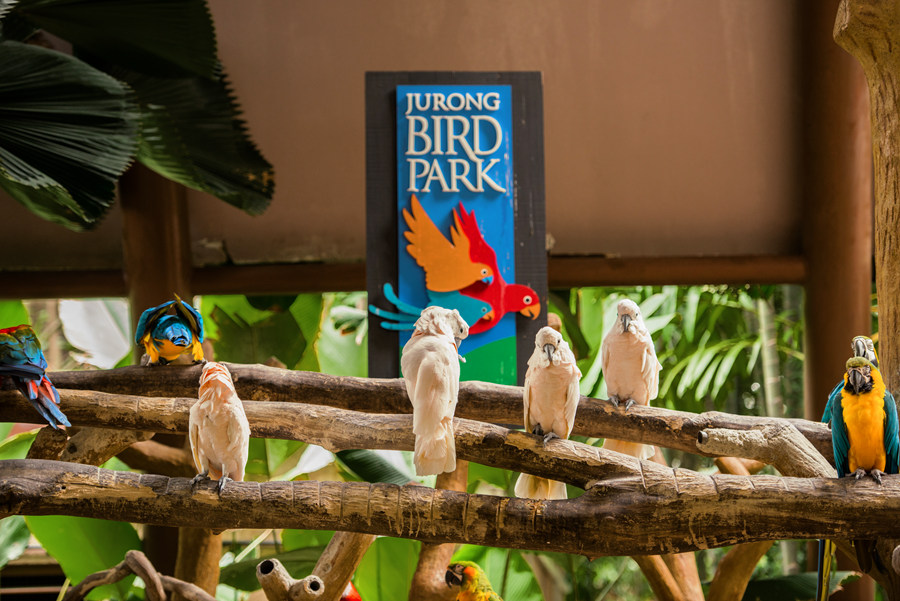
xmin=523 ymin=295 xmax=533 ymax=304
xmin=481 ymin=268 xmax=488 ymax=276
xmin=481 ymin=307 xmax=488 ymax=313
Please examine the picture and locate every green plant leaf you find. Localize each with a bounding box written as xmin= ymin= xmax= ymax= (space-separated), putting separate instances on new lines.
xmin=354 ymin=537 xmax=421 ymax=601
xmin=219 ymin=547 xmax=324 ymax=591
xmin=281 ymin=530 xmax=334 ymax=551
xmin=209 ymin=305 xmax=306 ymax=367
xmin=105 ymin=64 xmax=273 ymax=216
xmin=741 ymin=570 xmax=855 ymax=601
xmin=0 ymin=41 xmax=138 ymax=229
xmin=317 ymin=294 xmax=367 ymax=377
xmin=12 ymin=0 xmax=217 ymax=78
xmin=0 ymin=300 xmax=28 ymax=328
xmin=26 ymin=515 xmax=140 ymax=600
xmin=0 ymin=429 xmax=37 ymax=459
xmin=0 ymin=515 xmax=29 ymax=570
xmin=289 ymin=294 xmax=324 ymax=371
xmin=336 ymin=449 xmax=416 ymax=485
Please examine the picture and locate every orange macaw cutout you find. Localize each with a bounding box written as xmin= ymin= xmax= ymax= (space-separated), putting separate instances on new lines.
xmin=402 ymin=194 xmax=494 ymax=292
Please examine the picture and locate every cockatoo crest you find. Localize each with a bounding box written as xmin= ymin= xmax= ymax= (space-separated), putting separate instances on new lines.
xmin=413 ymin=306 xmax=469 ymax=346
xmin=615 ymin=299 xmax=645 ymax=334
xmin=199 ymin=362 xmax=237 ymax=403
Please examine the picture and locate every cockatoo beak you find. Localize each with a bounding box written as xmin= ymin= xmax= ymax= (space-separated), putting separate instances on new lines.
xmin=621 ymin=314 xmax=632 ymax=332
xmin=543 ymin=343 xmax=555 ymax=362
xmin=455 ymin=337 xmax=466 ymax=363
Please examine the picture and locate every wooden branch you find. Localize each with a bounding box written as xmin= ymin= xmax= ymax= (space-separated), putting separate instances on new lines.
xmin=42 ymin=365 xmax=834 ymax=461
xmin=631 ymin=556 xmax=685 ymax=601
xmin=118 ymin=440 xmax=195 ymax=478
xmin=175 ymin=528 xmax=222 ymax=598
xmin=60 ymin=427 xmax=154 ymax=467
xmin=706 ymin=541 xmax=772 ymax=601
xmin=0 ymin=391 xmax=651 ymax=489
xmin=26 ymin=427 xmax=67 ymax=460
xmin=303 ymin=532 xmax=375 ymax=601
xmin=63 ymin=550 xmax=214 ymax=601
xmin=410 ymin=462 xmax=469 ymax=601
xmin=6 ymin=459 xmax=900 ymax=558
xmin=257 ymin=558 xmax=324 ymax=601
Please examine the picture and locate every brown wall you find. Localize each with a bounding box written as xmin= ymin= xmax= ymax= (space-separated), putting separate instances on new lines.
xmin=0 ymin=0 xmax=800 ymax=270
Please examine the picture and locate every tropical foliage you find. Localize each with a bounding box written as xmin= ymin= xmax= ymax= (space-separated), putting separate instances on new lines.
xmin=0 ymin=0 xmax=273 ymax=230
xmin=0 ymin=285 xmax=855 ymax=600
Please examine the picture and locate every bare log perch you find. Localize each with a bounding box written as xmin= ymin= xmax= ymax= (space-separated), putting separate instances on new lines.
xmin=3 ymin=459 xmax=900 ymax=558
xmin=40 ymin=364 xmax=834 ymax=460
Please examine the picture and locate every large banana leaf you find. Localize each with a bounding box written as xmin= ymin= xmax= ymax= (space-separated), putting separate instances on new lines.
xmin=106 ymin=63 xmax=274 ymax=215
xmin=0 ymin=40 xmax=137 ymax=229
xmin=9 ymin=0 xmax=217 ymax=78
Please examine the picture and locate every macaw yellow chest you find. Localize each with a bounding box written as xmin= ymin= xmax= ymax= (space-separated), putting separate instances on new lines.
xmin=842 ymin=392 xmax=887 ymax=473
xmin=153 ymin=338 xmax=188 ymax=361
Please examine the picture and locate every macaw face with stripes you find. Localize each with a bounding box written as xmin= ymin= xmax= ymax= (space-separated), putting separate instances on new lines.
xmin=845 ymin=357 xmax=875 ymax=395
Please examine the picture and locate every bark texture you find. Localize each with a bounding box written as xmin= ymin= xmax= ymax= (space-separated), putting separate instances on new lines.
xmin=5 ymin=459 xmax=900 ymax=558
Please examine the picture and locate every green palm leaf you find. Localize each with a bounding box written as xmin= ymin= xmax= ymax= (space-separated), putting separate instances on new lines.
xmin=11 ymin=0 xmax=217 ymax=78
xmin=0 ymin=40 xmax=137 ymax=229
xmin=108 ymin=64 xmax=274 ymax=215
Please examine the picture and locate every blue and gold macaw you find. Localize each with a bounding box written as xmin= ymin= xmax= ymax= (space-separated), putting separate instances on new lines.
xmin=817 ymin=356 xmax=899 ymax=601
xmin=822 ymin=336 xmax=878 ymax=424
xmin=135 ymin=294 xmax=205 ymax=365
xmin=0 ymin=324 xmax=69 ymax=429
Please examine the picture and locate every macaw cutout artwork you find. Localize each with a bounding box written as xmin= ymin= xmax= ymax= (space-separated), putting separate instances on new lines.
xmin=369 ymin=195 xmax=541 ymax=359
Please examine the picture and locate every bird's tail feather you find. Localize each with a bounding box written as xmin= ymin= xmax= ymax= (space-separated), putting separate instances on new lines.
xmin=602 ymin=438 xmax=654 ymax=460
xmin=20 ymin=376 xmax=69 ymax=429
xmin=413 ymin=420 xmax=456 ymax=476
xmin=816 ymin=539 xmax=835 ymax=601
xmin=514 ymin=473 xmax=567 ymax=500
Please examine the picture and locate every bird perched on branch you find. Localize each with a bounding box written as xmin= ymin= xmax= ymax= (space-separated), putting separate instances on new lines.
xmin=817 ymin=356 xmax=900 ymax=601
xmin=446 ymin=561 xmax=502 ymax=601
xmin=515 ymin=326 xmax=581 ymax=500
xmin=599 ymin=299 xmax=661 ymax=459
xmin=401 ymin=306 xmax=468 ymax=476
xmin=189 ymin=362 xmax=250 ymax=495
xmin=0 ymin=325 xmax=69 ymax=430
xmin=135 ymin=294 xmax=205 ymax=365
xmin=822 ymin=335 xmax=878 ymax=424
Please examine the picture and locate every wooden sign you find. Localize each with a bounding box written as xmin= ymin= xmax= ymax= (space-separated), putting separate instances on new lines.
xmin=366 ymin=72 xmax=546 ymax=385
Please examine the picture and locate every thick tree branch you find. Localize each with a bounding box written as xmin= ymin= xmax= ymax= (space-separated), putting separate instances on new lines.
xmin=4 ymin=460 xmax=900 ymax=558
xmin=303 ymin=532 xmax=375 ymax=601
xmin=26 ymin=427 xmax=67 ymax=460
xmin=118 ymin=440 xmax=195 ymax=478
xmin=44 ymin=365 xmax=833 ymax=461
xmin=0 ymin=391 xmax=651 ymax=489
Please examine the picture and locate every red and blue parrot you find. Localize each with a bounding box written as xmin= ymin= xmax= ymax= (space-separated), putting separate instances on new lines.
xmin=135 ymin=294 xmax=205 ymax=365
xmin=370 ymin=195 xmax=540 ymax=334
xmin=0 ymin=325 xmax=69 ymax=429
xmin=816 ymin=356 xmax=899 ymax=601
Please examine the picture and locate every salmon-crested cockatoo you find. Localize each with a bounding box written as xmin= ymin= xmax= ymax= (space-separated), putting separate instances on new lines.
xmin=515 ymin=326 xmax=582 ymax=500
xmin=401 ymin=306 xmax=469 ymax=476
xmin=600 ymin=299 xmax=662 ymax=459
xmin=190 ymin=362 xmax=250 ymax=494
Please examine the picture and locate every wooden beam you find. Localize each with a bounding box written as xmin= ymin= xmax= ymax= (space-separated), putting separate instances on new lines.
xmin=0 ymin=255 xmax=806 ymax=300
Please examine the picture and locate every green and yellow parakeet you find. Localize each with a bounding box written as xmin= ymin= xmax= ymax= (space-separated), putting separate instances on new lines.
xmin=445 ymin=561 xmax=503 ymax=601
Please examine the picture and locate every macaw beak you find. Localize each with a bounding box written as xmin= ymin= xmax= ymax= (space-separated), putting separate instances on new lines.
xmin=621 ymin=314 xmax=632 ymax=332
xmin=521 ymin=303 xmax=540 ymax=320
xmin=853 ymin=338 xmax=868 ymax=358
xmin=483 ymin=309 xmax=496 ymax=321
xmin=482 ymin=275 xmax=494 ymax=285
xmin=446 ymin=569 xmax=463 ymax=588
xmin=543 ymin=343 xmax=555 ymax=362
xmin=848 ymin=368 xmax=866 ymax=393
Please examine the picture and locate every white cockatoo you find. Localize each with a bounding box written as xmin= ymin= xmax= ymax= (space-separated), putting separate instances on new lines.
xmin=189 ymin=362 xmax=251 ymax=494
xmin=599 ymin=299 xmax=662 ymax=459
xmin=515 ymin=326 xmax=582 ymax=500
xmin=401 ymin=306 xmax=469 ymax=476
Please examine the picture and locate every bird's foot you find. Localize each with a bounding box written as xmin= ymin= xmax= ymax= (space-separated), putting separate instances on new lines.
xmin=543 ymin=432 xmax=560 ymax=444
xmin=624 ymin=399 xmax=636 ymax=411
xmin=193 ymin=358 xmax=207 ymax=365
xmin=608 ymin=395 xmax=621 ymax=407
xmin=532 ymin=424 xmax=545 ymax=437
xmin=216 ymin=476 xmax=233 ymax=496
xmin=190 ymin=472 xmax=209 ymax=490
xmin=871 ymin=469 xmax=886 ymax=485
xmin=853 ymin=468 xmax=867 ymax=480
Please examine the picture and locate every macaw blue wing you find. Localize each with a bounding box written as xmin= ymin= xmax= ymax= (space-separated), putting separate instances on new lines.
xmin=173 ymin=294 xmax=204 ymax=342
xmin=369 ymin=284 xmax=491 ymax=332
xmin=383 ymin=284 xmax=422 ymax=316
xmin=134 ymin=300 xmax=175 ymax=343
xmin=883 ymin=389 xmax=900 ymax=474
xmin=831 ymin=386 xmax=851 ymax=477
xmin=426 ymin=290 xmax=490 ymax=329
xmin=822 ymin=380 xmax=843 ymax=424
